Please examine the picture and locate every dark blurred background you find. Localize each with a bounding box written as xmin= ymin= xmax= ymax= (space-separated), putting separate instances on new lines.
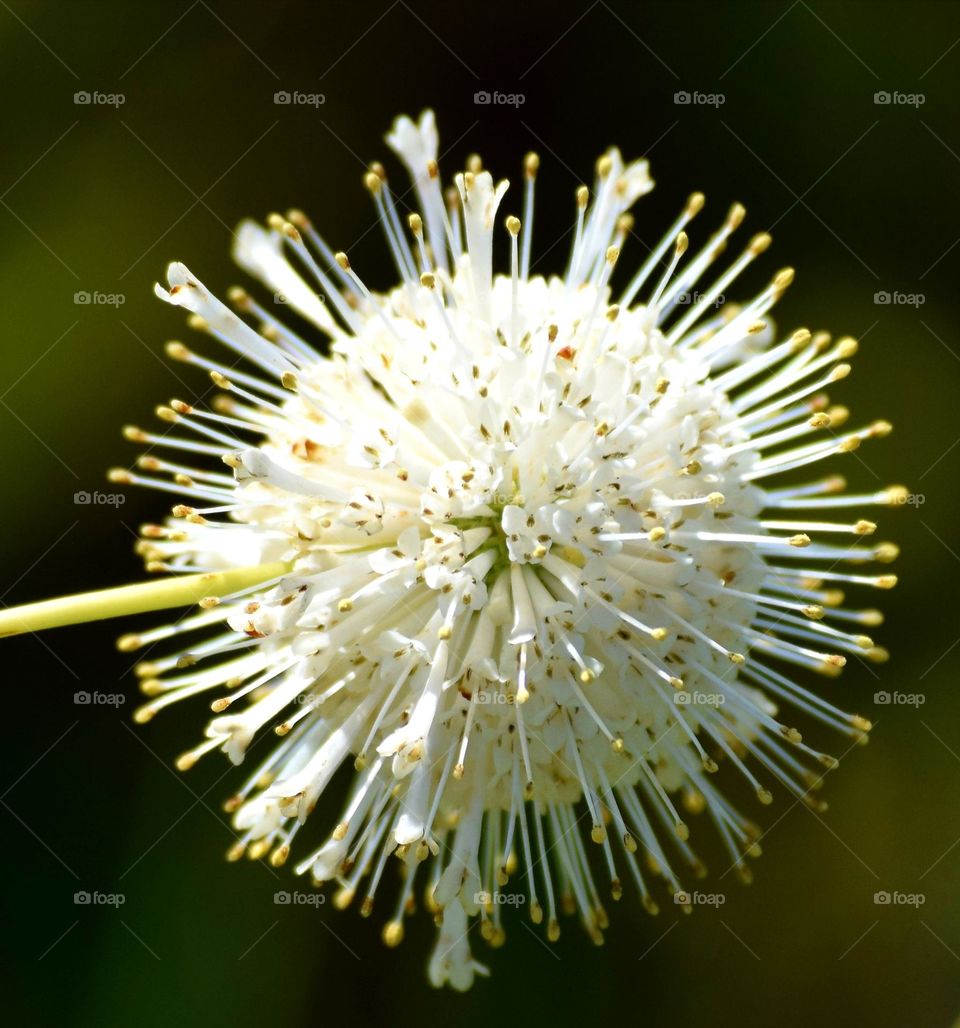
xmin=1 ymin=1 xmax=958 ymax=1024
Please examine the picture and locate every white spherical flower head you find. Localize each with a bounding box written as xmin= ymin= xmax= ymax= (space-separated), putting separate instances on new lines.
xmin=114 ymin=110 xmax=898 ymax=990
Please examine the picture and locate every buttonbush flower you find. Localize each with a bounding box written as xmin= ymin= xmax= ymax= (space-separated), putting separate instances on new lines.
xmin=0 ymin=110 xmax=900 ymax=989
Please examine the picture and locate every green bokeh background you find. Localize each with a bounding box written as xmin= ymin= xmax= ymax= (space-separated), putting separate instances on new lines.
xmin=1 ymin=1 xmax=958 ymax=1024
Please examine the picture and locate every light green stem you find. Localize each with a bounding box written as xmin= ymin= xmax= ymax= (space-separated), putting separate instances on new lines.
xmin=0 ymin=561 xmax=292 ymax=638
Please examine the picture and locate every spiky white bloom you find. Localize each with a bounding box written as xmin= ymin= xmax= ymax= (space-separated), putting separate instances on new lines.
xmin=114 ymin=110 xmax=899 ymax=990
